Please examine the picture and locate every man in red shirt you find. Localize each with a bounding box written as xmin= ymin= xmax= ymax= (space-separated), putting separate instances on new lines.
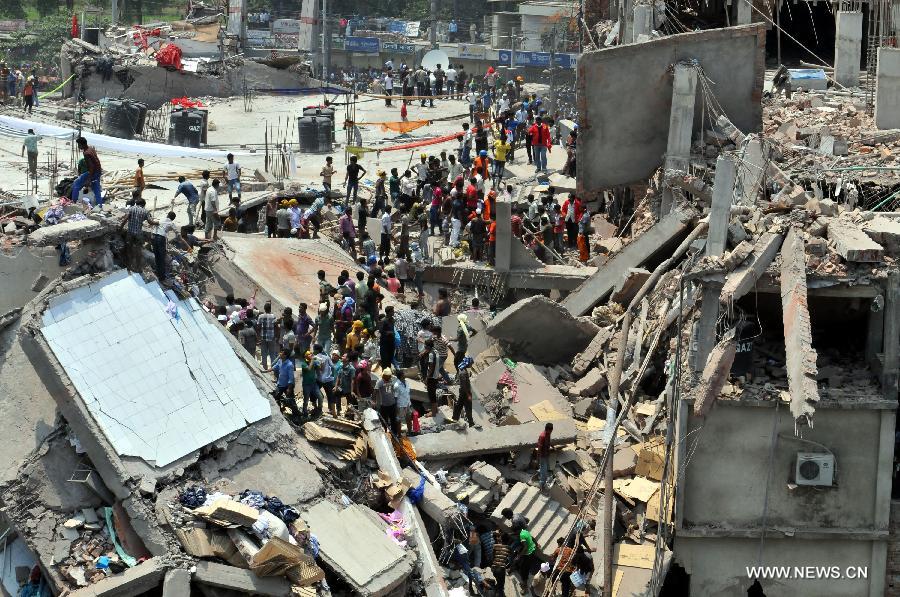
xmin=72 ymin=137 xmax=104 ymax=207
xmin=530 ymin=117 xmax=552 ymax=173
xmin=537 ymin=422 xmax=553 ymax=490
xmin=465 ymin=178 xmax=478 ymax=211
xmin=561 ymin=195 xmax=584 ymax=249
xmin=510 ymin=208 xmax=523 ymax=238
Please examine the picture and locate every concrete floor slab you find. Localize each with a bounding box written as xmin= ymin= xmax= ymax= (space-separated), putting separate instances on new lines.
xmin=301 ymin=501 xmax=414 ymax=596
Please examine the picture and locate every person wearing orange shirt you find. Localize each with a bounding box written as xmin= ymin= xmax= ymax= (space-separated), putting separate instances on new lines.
xmin=472 ymin=149 xmax=491 ymax=183
xmin=487 ymin=212 xmax=497 ymax=265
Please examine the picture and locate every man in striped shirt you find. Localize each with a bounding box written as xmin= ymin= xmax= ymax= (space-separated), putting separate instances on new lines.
xmin=430 ymin=322 xmax=452 ymax=384
xmin=257 ymin=302 xmax=278 ymax=369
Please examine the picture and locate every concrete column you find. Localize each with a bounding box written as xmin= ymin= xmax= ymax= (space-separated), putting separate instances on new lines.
xmin=619 ymin=0 xmax=633 ymax=46
xmin=692 ymin=280 xmax=723 ymax=373
xmin=495 ymin=199 xmax=512 ymax=273
xmin=866 ymin=299 xmax=885 ymax=368
xmin=736 ymin=0 xmax=752 ymax=25
xmin=882 ymin=272 xmax=900 ymax=400
xmin=875 ymin=48 xmax=900 ymax=130
xmin=632 ymin=4 xmax=652 ymax=42
xmin=660 ymin=64 xmax=698 ymax=214
xmin=834 ymin=11 xmax=863 ymax=88
xmin=706 ymin=155 xmax=736 ymax=257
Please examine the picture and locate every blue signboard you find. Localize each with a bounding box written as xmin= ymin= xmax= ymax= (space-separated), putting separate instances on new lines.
xmin=382 ymin=41 xmax=416 ymax=54
xmin=497 ymin=50 xmax=578 ymax=69
xmin=345 ymin=36 xmax=380 ymax=53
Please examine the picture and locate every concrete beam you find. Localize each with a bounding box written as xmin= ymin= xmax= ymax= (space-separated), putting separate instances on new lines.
xmin=719 ymin=231 xmax=784 ymax=304
xmin=562 ymin=208 xmax=694 ymax=315
xmin=363 ymin=410 xmax=449 ymax=597
xmin=692 ymin=280 xmax=724 ymax=372
xmin=162 ymin=569 xmax=191 ymax=597
xmin=707 ymin=155 xmax=736 ymax=257
xmin=401 ymin=467 xmax=457 ymax=527
xmin=882 ymin=272 xmax=900 ymax=400
xmin=660 ymin=64 xmax=699 ymax=214
xmin=733 ymin=136 xmax=769 ymax=205
xmin=663 ymin=170 xmax=712 ymax=202
xmin=828 ymin=220 xmax=885 ymax=262
xmin=780 ymin=227 xmax=820 ymax=425
xmin=692 ymin=334 xmax=737 ymax=416
xmin=27 ymin=217 xmax=120 ymax=247
xmin=66 ymin=558 xmax=166 ymax=597
xmin=193 ymin=561 xmax=290 ymax=597
xmin=494 ymin=197 xmax=542 ymax=273
xmin=409 ymin=418 xmax=578 ymax=460
xmin=876 ymin=48 xmax=900 ymax=130
xmin=834 ymin=11 xmax=863 ymax=88
xmin=423 ymin=263 xmax=592 ymax=292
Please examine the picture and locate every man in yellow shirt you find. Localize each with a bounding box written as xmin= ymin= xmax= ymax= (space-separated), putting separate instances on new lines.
xmin=492 ymin=135 xmax=511 ymax=189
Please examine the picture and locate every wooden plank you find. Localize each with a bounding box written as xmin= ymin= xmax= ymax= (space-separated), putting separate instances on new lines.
xmin=613 ymin=543 xmax=655 ymax=570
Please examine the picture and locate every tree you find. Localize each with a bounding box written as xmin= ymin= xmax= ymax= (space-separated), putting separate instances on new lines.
xmin=0 ymin=13 xmax=72 ymax=66
xmin=0 ymin=0 xmax=25 ymax=18
xmin=36 ymin=0 xmax=59 ymax=17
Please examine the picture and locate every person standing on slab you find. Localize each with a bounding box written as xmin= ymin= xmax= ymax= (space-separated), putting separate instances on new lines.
xmin=21 ymin=128 xmax=40 ymax=177
xmin=537 ymin=422 xmax=553 ymax=489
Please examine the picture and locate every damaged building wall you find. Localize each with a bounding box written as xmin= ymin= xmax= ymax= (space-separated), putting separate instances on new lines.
xmin=675 ymin=401 xmax=895 ymax=596
xmin=74 ymin=62 xmax=309 ymax=109
xmin=576 ymin=24 xmax=766 ymax=193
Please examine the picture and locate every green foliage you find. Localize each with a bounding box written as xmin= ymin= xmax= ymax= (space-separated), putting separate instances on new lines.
xmin=0 ymin=0 xmax=26 ymax=18
xmin=0 ymin=13 xmax=72 ymax=66
xmin=35 ymin=0 xmax=59 ymax=17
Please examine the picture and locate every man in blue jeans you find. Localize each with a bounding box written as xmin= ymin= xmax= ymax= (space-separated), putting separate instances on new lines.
xmin=344 ymin=155 xmax=366 ymax=205
xmin=224 ymin=153 xmax=242 ymax=204
xmin=71 ymin=137 xmax=104 ymax=207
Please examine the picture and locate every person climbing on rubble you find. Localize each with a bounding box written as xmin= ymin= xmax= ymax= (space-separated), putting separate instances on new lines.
xmin=174 ymin=175 xmax=200 ymax=227
xmin=490 ymin=531 xmax=513 ymax=596
xmin=393 ymin=369 xmax=413 ymax=434
xmin=152 ymin=211 xmax=177 ymax=281
xmin=551 ymin=536 xmax=577 ymax=597
xmin=450 ymin=356 xmax=476 ymax=428
xmin=72 ymin=137 xmax=104 ymax=208
xmin=424 ymin=337 xmax=441 ymax=417
xmin=257 ymin=302 xmax=278 ymax=369
xmin=561 ymin=194 xmax=584 ymax=250
xmin=344 ymin=155 xmax=366 ymax=207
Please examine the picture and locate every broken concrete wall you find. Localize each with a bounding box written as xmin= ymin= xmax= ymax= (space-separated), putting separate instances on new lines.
xmin=486 ymin=295 xmax=599 ymax=364
xmin=576 ymin=24 xmax=766 ymax=193
xmin=0 ymin=246 xmax=85 ymax=314
xmin=78 ymin=62 xmax=309 ymax=109
xmin=676 ymin=402 xmax=895 ymax=596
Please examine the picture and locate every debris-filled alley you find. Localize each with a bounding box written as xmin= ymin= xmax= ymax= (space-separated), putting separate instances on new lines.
xmin=3 ymin=1 xmax=900 ymax=596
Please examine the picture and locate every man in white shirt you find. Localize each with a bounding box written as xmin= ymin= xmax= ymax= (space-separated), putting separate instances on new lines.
xmin=152 ymin=210 xmax=177 ymax=280
xmin=204 ymin=179 xmax=220 ymax=240
xmin=446 ymin=65 xmax=457 ymax=99
xmin=466 ymin=89 xmax=478 ymax=123
xmin=224 ymin=153 xmax=241 ymax=204
xmin=383 ymin=71 xmax=393 ymax=106
xmin=379 ymin=209 xmax=393 ymax=258
xmin=498 ymin=94 xmax=510 ymax=114
xmin=447 ymin=154 xmax=463 ymax=183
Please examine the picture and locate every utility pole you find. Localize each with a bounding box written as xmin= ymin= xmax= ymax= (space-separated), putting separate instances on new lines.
xmin=110 ymin=0 xmax=118 ymax=27
xmin=430 ymin=0 xmax=438 ymax=47
xmin=510 ymin=26 xmax=517 ymax=68
xmin=549 ymin=27 xmax=557 ymax=113
xmin=322 ymin=0 xmax=331 ymax=82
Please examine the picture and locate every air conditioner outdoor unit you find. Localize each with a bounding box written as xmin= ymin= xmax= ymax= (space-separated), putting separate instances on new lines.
xmin=795 ymin=452 xmax=834 ymax=487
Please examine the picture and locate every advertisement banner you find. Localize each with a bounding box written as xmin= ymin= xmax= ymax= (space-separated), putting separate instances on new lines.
xmin=457 ymin=44 xmax=486 ymax=60
xmin=382 ymin=42 xmax=416 ymax=54
xmin=344 ymin=36 xmax=380 ymax=53
xmin=387 ymin=20 xmax=421 ymax=37
xmin=272 ymin=18 xmax=301 ymax=34
xmin=497 ymin=50 xmax=578 ymax=69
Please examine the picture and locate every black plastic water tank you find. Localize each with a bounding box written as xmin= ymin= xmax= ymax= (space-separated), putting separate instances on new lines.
xmin=183 ymin=113 xmax=203 ymax=148
xmin=298 ymin=116 xmax=318 ymax=153
xmin=189 ymin=107 xmax=208 ymax=145
xmin=168 ymin=108 xmax=189 ymax=146
xmin=102 ymin=100 xmax=135 ymax=140
xmin=303 ymin=106 xmax=336 ymax=142
xmin=314 ymin=115 xmax=332 ymax=153
xmin=130 ymin=101 xmax=148 ymax=134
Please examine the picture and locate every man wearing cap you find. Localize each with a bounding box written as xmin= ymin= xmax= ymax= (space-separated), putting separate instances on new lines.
xmin=473 ymin=149 xmax=491 ymax=187
xmin=275 ymin=200 xmax=291 ymax=238
xmin=376 ymin=368 xmax=398 ymax=434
